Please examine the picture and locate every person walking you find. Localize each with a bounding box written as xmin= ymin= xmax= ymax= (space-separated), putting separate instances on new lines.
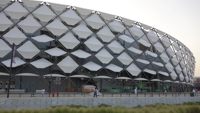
xmin=192 ymin=89 xmax=196 ymax=96
xmin=93 ymin=87 xmax=98 ymax=98
xmin=134 ymin=87 xmax=138 ymax=95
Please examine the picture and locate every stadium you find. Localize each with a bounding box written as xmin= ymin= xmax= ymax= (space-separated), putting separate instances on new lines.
xmin=0 ymin=0 xmax=195 ymax=94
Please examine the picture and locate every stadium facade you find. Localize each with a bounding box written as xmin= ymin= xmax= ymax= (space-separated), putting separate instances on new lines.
xmin=0 ymin=0 xmax=195 ymax=93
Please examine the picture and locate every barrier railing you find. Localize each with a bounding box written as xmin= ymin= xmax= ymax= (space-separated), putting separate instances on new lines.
xmin=0 ymin=92 xmax=199 ymax=98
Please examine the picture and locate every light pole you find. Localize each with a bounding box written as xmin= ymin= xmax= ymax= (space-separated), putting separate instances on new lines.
xmin=7 ymin=43 xmax=16 ymax=98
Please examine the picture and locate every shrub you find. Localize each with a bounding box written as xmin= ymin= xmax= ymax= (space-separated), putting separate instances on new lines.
xmin=97 ymin=104 xmax=112 ymax=107
xmin=1 ymin=102 xmax=200 ymax=113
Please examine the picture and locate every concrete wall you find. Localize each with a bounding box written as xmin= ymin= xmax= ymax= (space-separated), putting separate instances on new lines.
xmin=0 ymin=96 xmax=200 ymax=109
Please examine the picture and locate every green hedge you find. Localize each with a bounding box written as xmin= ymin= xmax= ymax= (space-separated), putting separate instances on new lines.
xmin=0 ymin=103 xmax=200 ymax=113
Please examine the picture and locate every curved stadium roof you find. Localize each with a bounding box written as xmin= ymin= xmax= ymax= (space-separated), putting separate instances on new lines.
xmin=0 ymin=0 xmax=195 ymax=84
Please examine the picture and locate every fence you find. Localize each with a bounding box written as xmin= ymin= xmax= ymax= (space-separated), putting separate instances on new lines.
xmin=0 ymin=91 xmax=199 ymax=98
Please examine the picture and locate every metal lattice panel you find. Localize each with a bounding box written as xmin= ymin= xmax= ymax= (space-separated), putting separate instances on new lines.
xmin=46 ymin=18 xmax=68 ymax=36
xmin=59 ymin=32 xmax=80 ymax=49
xmin=57 ymin=56 xmax=79 ymax=73
xmin=31 ymin=58 xmax=52 ymax=68
xmin=4 ymin=2 xmax=28 ymax=20
xmin=84 ymin=36 xmax=103 ymax=52
xmin=0 ymin=39 xmax=11 ymax=58
xmin=33 ymin=4 xmax=56 ymax=22
xmin=18 ymin=15 xmax=42 ymax=33
xmin=17 ymin=41 xmax=40 ymax=59
xmin=95 ymin=48 xmax=113 ymax=64
xmin=85 ymin=13 xmax=105 ymax=29
xmin=3 ymin=27 xmax=27 ymax=45
xmin=60 ymin=9 xmax=82 ymax=26
xmin=0 ymin=12 xmax=13 ymax=31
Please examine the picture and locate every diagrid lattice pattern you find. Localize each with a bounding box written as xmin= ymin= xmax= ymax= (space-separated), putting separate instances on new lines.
xmin=0 ymin=0 xmax=195 ymax=84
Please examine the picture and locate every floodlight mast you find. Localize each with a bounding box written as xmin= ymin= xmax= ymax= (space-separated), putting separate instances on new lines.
xmin=7 ymin=43 xmax=16 ymax=98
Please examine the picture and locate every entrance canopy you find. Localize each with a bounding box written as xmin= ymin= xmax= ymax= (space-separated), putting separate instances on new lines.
xmin=163 ymin=80 xmax=172 ymax=83
xmin=150 ymin=79 xmax=162 ymax=82
xmin=93 ymin=75 xmax=112 ymax=79
xmin=44 ymin=74 xmax=65 ymax=78
xmin=16 ymin=73 xmax=39 ymax=77
xmin=115 ymin=76 xmax=131 ymax=80
xmin=173 ymin=81 xmax=180 ymax=83
xmin=134 ymin=78 xmax=148 ymax=81
xmin=70 ymin=75 xmax=90 ymax=78
xmin=0 ymin=72 xmax=9 ymax=76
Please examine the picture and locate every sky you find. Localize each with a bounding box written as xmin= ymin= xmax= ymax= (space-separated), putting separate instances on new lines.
xmin=33 ymin=0 xmax=200 ymax=77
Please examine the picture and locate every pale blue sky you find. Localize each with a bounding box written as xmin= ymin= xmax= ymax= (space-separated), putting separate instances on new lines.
xmin=34 ymin=0 xmax=200 ymax=77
